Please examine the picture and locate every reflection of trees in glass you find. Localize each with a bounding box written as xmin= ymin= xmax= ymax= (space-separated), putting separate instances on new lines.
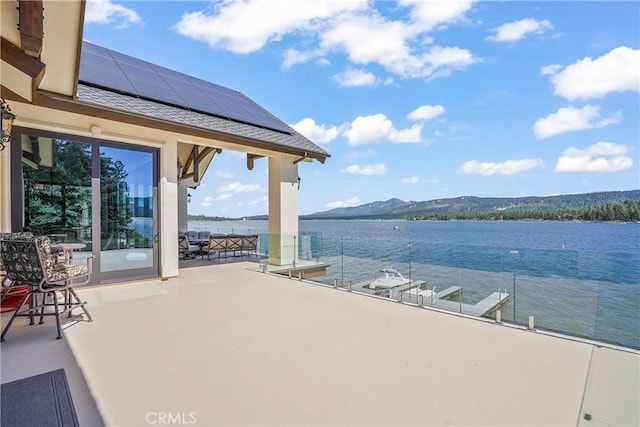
xmin=100 ymin=154 xmax=133 ymax=250
xmin=23 ymin=138 xmax=151 ymax=249
xmin=23 ymin=139 xmax=92 ymax=237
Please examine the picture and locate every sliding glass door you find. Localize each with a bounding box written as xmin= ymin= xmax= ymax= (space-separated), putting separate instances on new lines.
xmin=99 ymin=145 xmax=157 ymax=280
xmin=15 ymin=128 xmax=159 ymax=284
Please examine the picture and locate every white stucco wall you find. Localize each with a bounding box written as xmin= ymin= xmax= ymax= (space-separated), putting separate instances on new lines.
xmin=0 ymin=143 xmax=11 ymax=232
xmin=268 ymin=154 xmax=299 ymax=266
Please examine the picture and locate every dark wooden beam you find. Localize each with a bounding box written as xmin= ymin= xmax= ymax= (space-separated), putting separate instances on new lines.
xmin=17 ymin=0 xmax=44 ymax=57
xmin=1 ymin=37 xmax=46 ymax=101
xmin=182 ymin=146 xmax=221 ymax=182
xmin=247 ymin=154 xmax=264 ymax=170
xmin=1 ymin=37 xmax=46 ymax=81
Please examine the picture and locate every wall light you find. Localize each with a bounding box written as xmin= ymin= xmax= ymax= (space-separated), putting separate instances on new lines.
xmin=1 ymin=98 xmax=16 ymax=151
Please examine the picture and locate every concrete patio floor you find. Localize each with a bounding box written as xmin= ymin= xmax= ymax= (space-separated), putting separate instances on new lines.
xmin=1 ymin=262 xmax=638 ymax=426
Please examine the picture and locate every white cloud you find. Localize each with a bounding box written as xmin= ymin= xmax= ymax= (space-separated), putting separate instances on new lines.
xmin=290 ymin=118 xmax=341 ymax=144
xmin=345 ymin=113 xmax=423 ymax=145
xmin=555 ymin=142 xmax=633 ymax=172
xmin=460 ymin=159 xmax=544 ymax=175
xmin=545 ymin=46 xmax=640 ymax=101
xmin=347 ymin=150 xmax=377 ymax=159
xmin=403 ymin=176 xmax=419 ymax=184
xmin=540 ymin=64 xmax=561 ymax=76
xmin=533 ymin=105 xmax=619 ymax=139
xmin=217 ymin=182 xmax=261 ymax=193
xmin=419 ymin=46 xmax=478 ymax=80
xmin=248 ymin=195 xmax=269 ymax=205
xmin=175 ymin=0 xmax=478 ymax=80
xmin=174 ymin=0 xmax=367 ymax=53
xmin=201 ymin=194 xmax=232 ymax=207
xmin=487 ymin=18 xmax=553 ymax=42
xmin=326 ymin=196 xmax=362 ymax=209
xmin=402 ymin=0 xmax=477 ymax=31
xmin=320 ymin=12 xmax=420 ymax=75
xmin=407 ymin=104 xmax=445 ymax=121
xmin=85 ymin=0 xmax=142 ymax=27
xmin=214 ymin=169 xmax=234 ymax=179
xmin=333 ymin=68 xmax=379 ymax=87
xmin=282 ymin=48 xmax=325 ymax=69
xmin=341 ymin=163 xmax=388 ymax=175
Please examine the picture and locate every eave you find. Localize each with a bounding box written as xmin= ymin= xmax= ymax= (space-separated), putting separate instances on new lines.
xmin=35 ymin=89 xmax=329 ymax=164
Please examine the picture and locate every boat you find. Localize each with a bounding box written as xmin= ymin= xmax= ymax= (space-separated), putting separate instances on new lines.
xmin=365 ymin=268 xmax=411 ymax=290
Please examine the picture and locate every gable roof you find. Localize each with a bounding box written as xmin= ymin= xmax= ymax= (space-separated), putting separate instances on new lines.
xmin=75 ymin=41 xmax=328 ymax=162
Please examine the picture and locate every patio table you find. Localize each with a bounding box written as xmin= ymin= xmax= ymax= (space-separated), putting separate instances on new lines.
xmin=48 ymin=234 xmax=67 ymax=243
xmin=50 ymin=243 xmax=86 ymax=264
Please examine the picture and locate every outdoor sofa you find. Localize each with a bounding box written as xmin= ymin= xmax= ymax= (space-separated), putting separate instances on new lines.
xmin=178 ymin=231 xmax=259 ymax=260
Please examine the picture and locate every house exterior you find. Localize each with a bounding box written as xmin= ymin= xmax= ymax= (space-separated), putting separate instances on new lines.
xmin=0 ymin=0 xmax=329 ymax=284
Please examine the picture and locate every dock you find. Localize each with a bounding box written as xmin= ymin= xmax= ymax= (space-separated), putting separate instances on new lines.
xmin=338 ymin=280 xmax=510 ymax=319
xmin=420 ymin=286 xmax=510 ymax=317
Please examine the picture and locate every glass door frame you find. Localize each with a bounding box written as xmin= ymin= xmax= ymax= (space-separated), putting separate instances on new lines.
xmin=11 ymin=126 xmax=160 ymax=284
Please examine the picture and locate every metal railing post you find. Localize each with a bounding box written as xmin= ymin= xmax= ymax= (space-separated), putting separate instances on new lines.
xmin=528 ymin=316 xmax=535 ymax=330
xmin=341 ymin=238 xmax=344 ymax=288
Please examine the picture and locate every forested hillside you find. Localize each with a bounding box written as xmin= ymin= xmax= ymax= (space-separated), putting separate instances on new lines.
xmin=304 ymin=190 xmax=640 ymax=221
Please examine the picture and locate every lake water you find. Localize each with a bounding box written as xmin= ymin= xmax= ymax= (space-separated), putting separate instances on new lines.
xmin=189 ymin=219 xmax=640 ymax=349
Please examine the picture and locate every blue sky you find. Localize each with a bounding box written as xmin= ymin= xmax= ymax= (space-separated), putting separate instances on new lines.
xmin=83 ymin=0 xmax=639 ymax=217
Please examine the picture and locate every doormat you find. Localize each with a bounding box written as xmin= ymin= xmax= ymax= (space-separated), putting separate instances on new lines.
xmin=0 ymin=285 xmax=30 ymax=313
xmin=1 ymin=369 xmax=79 ymax=427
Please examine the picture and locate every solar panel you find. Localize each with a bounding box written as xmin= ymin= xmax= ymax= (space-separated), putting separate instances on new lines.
xmin=79 ymin=41 xmax=291 ymax=134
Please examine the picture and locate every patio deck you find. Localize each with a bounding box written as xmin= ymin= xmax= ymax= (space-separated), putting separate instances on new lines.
xmin=1 ymin=262 xmax=638 ymax=426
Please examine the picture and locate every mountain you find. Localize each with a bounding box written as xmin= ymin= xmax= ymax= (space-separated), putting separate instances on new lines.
xmin=304 ymin=190 xmax=640 ymax=220
xmin=309 ymin=198 xmax=410 ymax=218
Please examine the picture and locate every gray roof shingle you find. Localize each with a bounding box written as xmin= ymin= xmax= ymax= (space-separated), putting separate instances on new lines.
xmin=76 ymin=84 xmax=329 ymax=160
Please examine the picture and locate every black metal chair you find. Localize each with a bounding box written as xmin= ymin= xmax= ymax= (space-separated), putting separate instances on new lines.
xmin=226 ymin=234 xmax=243 ymax=257
xmin=0 ymin=236 xmax=92 ymax=341
xmin=178 ymin=235 xmax=199 ymax=259
xmin=202 ymin=234 xmax=228 ymax=260
xmin=241 ymin=234 xmax=259 ymax=258
xmin=0 ymin=232 xmax=34 ymax=307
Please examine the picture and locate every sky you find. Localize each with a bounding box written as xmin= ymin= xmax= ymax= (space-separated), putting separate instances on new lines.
xmin=82 ymin=0 xmax=640 ymax=217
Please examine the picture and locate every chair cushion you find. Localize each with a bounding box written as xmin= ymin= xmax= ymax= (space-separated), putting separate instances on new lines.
xmin=45 ymin=263 xmax=89 ymax=283
xmin=34 ymin=236 xmax=57 ymax=273
xmin=0 ymin=232 xmax=34 ymax=240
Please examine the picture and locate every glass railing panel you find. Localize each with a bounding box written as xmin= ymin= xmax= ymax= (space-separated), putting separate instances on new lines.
xmin=592 ymin=248 xmax=640 ymax=348
xmin=594 ymin=280 xmax=640 ymax=348
xmin=305 ymin=236 xmax=632 ymax=347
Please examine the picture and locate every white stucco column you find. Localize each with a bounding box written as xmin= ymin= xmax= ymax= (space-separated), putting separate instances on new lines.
xmin=268 ymin=154 xmax=299 ymax=266
xmin=0 ymin=144 xmax=10 ymax=232
xmin=160 ymin=139 xmax=179 ymax=278
xmin=178 ymin=181 xmax=189 ymax=232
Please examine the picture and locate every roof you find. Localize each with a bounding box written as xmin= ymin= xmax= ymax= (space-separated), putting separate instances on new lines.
xmin=76 ymin=84 xmax=328 ymax=160
xmin=75 ymin=42 xmax=329 ymax=162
